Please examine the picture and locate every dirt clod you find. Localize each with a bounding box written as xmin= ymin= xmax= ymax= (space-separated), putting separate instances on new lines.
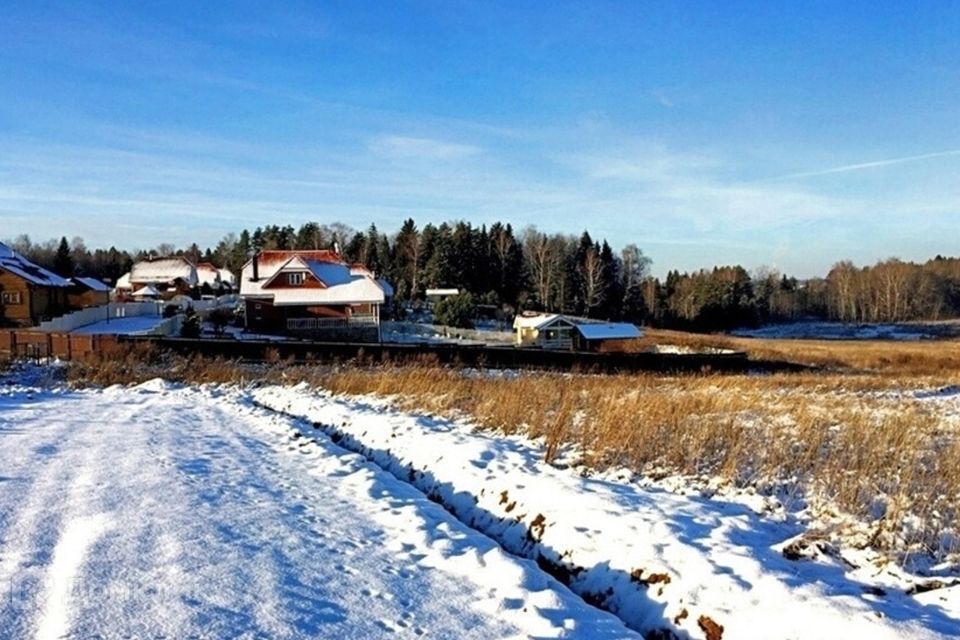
xmin=698 ymin=615 xmax=724 ymax=640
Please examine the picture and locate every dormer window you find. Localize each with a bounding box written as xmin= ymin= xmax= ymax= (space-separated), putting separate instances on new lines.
xmin=288 ymin=272 xmax=304 ymax=286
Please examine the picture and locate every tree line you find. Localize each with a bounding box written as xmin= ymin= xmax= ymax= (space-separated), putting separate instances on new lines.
xmin=6 ymin=224 xmax=960 ymax=331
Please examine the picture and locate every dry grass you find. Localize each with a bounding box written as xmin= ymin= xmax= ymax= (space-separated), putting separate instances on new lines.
xmin=313 ymin=366 xmax=960 ymax=560
xmin=612 ymin=328 xmax=960 ymax=379
xmin=60 ymin=338 xmax=960 ymax=563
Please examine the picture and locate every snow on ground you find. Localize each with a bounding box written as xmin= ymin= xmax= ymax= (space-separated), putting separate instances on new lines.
xmin=0 ymin=382 xmax=634 ymax=639
xmin=732 ymin=321 xmax=958 ymax=341
xmin=214 ymin=325 xmax=293 ymax=341
xmin=253 ymin=385 xmax=960 ymax=639
xmin=651 ymin=345 xmax=737 ymax=355
xmin=69 ymin=315 xmax=167 ymax=335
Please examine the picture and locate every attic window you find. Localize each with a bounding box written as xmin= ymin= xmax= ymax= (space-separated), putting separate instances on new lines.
xmin=287 ymin=272 xmax=305 ymax=286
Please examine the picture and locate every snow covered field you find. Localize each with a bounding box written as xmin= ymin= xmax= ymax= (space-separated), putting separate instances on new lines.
xmin=0 ymin=381 xmax=632 ymax=639
xmin=2 ymin=373 xmax=957 ymax=639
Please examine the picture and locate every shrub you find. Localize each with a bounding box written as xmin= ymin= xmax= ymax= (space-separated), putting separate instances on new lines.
xmin=208 ymin=307 xmax=232 ymax=336
xmin=180 ymin=309 xmax=201 ymax=338
xmin=433 ymin=293 xmax=475 ymax=329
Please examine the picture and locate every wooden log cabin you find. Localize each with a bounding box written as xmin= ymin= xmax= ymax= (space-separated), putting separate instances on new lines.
xmin=0 ymin=242 xmax=71 ymax=327
xmin=68 ymin=276 xmax=111 ymax=309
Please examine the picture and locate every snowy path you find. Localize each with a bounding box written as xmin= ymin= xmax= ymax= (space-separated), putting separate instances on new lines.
xmin=0 ymin=383 xmax=634 ymax=639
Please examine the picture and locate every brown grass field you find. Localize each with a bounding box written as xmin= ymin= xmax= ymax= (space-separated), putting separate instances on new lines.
xmin=54 ymin=331 xmax=960 ymax=563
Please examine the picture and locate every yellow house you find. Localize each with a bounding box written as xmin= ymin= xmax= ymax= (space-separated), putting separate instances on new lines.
xmin=514 ymin=312 xmax=644 ymax=351
xmin=512 ymin=313 xmax=577 ymax=349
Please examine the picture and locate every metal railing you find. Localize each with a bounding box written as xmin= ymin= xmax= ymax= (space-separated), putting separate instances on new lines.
xmin=286 ymin=314 xmax=378 ymax=332
xmin=540 ymin=337 xmax=573 ymax=350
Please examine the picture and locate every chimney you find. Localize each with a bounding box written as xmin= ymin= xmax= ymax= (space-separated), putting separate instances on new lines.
xmin=251 ymin=252 xmax=259 ymax=281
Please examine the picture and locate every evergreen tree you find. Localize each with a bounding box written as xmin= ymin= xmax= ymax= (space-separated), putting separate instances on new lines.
xmin=597 ymin=240 xmax=621 ymax=319
xmin=394 ymin=218 xmax=421 ymax=299
xmin=343 ymin=231 xmax=366 ymax=263
xmin=295 ymin=222 xmax=325 ymax=250
xmin=423 ymin=223 xmax=455 ymax=288
xmin=53 ymin=237 xmax=74 ymax=277
xmin=450 ymin=221 xmax=477 ymax=291
xmin=433 ymin=293 xmax=475 ymax=328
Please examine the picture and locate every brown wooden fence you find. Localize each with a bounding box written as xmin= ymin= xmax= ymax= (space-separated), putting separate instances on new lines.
xmin=1 ymin=330 xmax=810 ymax=374
xmin=0 ymin=331 xmax=120 ymax=361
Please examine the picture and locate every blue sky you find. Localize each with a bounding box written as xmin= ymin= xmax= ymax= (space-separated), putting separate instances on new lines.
xmin=1 ymin=1 xmax=958 ymax=277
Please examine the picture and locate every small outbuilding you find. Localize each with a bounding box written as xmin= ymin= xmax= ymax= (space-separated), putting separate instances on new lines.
xmin=131 ymin=284 xmax=161 ymax=300
xmin=573 ymin=322 xmax=643 ymax=352
xmin=513 ymin=313 xmax=578 ymax=349
xmin=514 ymin=311 xmax=643 ymax=351
xmin=68 ymin=277 xmax=111 ymax=309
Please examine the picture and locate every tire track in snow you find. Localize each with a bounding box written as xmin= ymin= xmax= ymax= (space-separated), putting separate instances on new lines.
xmin=35 ymin=511 xmax=112 ymax=640
xmin=248 ymin=388 xmax=960 ymax=640
xmin=243 ymin=395 xmax=662 ymax=637
xmin=0 ymin=392 xmax=117 ymax=639
xmin=2 ymin=383 xmax=642 ymax=638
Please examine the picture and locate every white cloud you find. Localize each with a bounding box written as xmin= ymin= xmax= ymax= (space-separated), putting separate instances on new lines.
xmin=651 ymin=88 xmax=674 ymax=108
xmin=368 ymin=135 xmax=481 ymax=160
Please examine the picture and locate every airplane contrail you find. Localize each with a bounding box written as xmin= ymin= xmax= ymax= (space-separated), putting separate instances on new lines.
xmin=772 ymin=149 xmax=960 ymax=181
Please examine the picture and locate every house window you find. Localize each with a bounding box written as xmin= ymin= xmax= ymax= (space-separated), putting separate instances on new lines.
xmin=1 ymin=291 xmax=22 ymax=305
xmin=287 ymin=273 xmax=304 ymax=286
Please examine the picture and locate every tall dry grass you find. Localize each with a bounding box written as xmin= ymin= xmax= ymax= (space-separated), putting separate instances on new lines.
xmin=60 ymin=339 xmax=960 ymax=562
xmin=615 ymin=328 xmax=960 ymax=378
xmin=313 ymin=366 xmax=960 ymax=561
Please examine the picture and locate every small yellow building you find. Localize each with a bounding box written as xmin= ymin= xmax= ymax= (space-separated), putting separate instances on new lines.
xmin=514 ymin=312 xmax=643 ymax=351
xmin=513 ymin=313 xmax=577 ymax=349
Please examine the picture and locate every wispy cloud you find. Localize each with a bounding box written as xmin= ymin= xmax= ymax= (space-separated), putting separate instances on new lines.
xmin=770 ymin=149 xmax=960 ymax=181
xmin=368 ymin=135 xmax=482 ymax=160
xmin=651 ymin=88 xmax=674 ymax=108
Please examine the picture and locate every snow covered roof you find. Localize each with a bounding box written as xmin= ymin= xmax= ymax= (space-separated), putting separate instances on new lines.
xmin=130 ymin=257 xmax=198 ymax=286
xmin=241 ymin=250 xmax=386 ymax=307
xmin=132 ymin=285 xmax=160 ymax=297
xmin=426 ymin=288 xmax=460 ymax=297
xmin=0 ymin=242 xmax=71 ymax=287
xmin=513 ymin=313 xmax=571 ymax=330
xmin=575 ymin=322 xmax=643 ymax=341
xmin=195 ymin=262 xmax=223 ymax=287
xmin=72 ymin=276 xmax=111 ymax=292
xmin=513 ymin=313 xmax=640 ymax=340
xmin=115 ymin=272 xmax=132 ymax=290
xmin=218 ymin=268 xmax=236 ymax=286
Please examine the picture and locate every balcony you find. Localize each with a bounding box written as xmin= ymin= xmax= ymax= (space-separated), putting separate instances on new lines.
xmin=285 ymin=314 xmax=379 ymax=342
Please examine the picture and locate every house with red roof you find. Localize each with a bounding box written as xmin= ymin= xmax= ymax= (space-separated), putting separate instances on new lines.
xmin=239 ymin=249 xmax=392 ymax=340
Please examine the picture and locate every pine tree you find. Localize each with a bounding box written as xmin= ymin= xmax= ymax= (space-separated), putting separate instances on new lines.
xmin=53 ymin=237 xmax=74 ymax=277
xmin=598 ymin=240 xmax=621 ymax=319
xmin=394 ymin=218 xmax=421 ymax=300
xmin=424 ymin=223 xmax=455 ymax=288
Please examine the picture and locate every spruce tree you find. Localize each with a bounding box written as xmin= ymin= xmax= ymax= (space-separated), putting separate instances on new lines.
xmin=53 ymin=237 xmax=74 ymax=277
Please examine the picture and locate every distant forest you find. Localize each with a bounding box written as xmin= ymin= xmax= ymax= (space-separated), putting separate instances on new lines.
xmin=6 ymin=220 xmax=960 ymax=332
